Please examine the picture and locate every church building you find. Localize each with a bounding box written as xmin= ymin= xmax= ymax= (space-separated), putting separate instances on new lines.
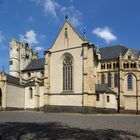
xmin=0 ymin=19 xmax=140 ymax=113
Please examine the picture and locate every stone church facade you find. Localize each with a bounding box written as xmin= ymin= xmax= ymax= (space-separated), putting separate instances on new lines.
xmin=0 ymin=20 xmax=140 ymax=113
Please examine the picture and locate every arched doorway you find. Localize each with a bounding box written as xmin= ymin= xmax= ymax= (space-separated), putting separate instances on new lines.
xmin=0 ymin=88 xmax=2 ymax=108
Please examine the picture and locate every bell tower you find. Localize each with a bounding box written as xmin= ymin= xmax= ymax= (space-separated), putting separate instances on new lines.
xmin=9 ymin=39 xmax=20 ymax=78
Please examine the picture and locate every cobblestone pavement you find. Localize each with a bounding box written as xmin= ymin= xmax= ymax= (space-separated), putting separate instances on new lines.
xmin=0 ymin=111 xmax=140 ymax=140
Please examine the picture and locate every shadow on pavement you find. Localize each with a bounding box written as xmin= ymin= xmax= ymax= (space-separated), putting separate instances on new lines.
xmin=0 ymin=122 xmax=139 ymax=140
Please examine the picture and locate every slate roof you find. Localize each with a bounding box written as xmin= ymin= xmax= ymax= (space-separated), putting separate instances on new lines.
xmin=6 ymin=74 xmax=21 ymax=85
xmin=95 ymin=84 xmax=116 ymax=94
xmin=25 ymin=81 xmax=35 ymax=87
xmin=22 ymin=58 xmax=45 ymax=72
xmin=25 ymin=81 xmax=44 ymax=87
xmin=99 ymin=45 xmax=128 ymax=60
xmin=130 ymin=49 xmax=140 ymax=58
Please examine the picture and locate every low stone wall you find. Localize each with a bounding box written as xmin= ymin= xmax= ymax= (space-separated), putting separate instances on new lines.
xmin=43 ymin=105 xmax=117 ymax=114
xmin=120 ymin=109 xmax=140 ymax=114
xmin=4 ymin=107 xmax=25 ymax=111
xmin=3 ymin=106 xmax=140 ymax=114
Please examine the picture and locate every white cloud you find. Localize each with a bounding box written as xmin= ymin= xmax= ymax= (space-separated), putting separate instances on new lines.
xmin=0 ymin=31 xmax=5 ymax=43
xmin=69 ymin=16 xmax=81 ymax=27
xmin=44 ymin=0 xmax=59 ymax=17
xmin=29 ymin=16 xmax=33 ymax=22
xmin=40 ymin=34 xmax=46 ymax=41
xmin=31 ymin=0 xmax=59 ymax=17
xmin=30 ymin=0 xmax=82 ymax=26
xmin=92 ymin=27 xmax=117 ymax=43
xmin=19 ymin=30 xmax=38 ymax=45
xmin=60 ymin=6 xmax=82 ymax=27
xmin=35 ymin=46 xmax=44 ymax=51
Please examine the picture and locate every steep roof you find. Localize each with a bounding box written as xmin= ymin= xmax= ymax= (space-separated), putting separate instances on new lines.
xmin=49 ymin=20 xmax=84 ymax=52
xmin=99 ymin=45 xmax=128 ymax=60
xmin=25 ymin=80 xmax=44 ymax=87
xmin=95 ymin=84 xmax=116 ymax=94
xmin=22 ymin=58 xmax=45 ymax=72
xmin=66 ymin=21 xmax=84 ymax=41
xmin=130 ymin=48 xmax=140 ymax=58
xmin=6 ymin=74 xmax=21 ymax=85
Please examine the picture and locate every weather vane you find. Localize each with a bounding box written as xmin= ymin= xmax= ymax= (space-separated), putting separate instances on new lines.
xmin=65 ymin=15 xmax=68 ymax=21
xmin=83 ymin=26 xmax=86 ymax=40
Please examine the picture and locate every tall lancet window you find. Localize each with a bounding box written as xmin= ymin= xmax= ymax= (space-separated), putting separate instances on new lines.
xmin=127 ymin=74 xmax=133 ymax=90
xmin=114 ymin=73 xmax=118 ymax=87
xmin=63 ymin=56 xmax=73 ymax=91
xmin=108 ymin=72 xmax=112 ymax=87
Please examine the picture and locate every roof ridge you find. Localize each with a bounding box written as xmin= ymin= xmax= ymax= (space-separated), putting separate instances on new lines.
xmin=6 ymin=73 xmax=20 ymax=79
xmin=99 ymin=45 xmax=128 ymax=49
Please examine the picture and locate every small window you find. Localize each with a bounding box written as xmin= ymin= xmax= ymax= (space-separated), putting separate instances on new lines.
xmin=26 ymin=54 xmax=29 ymax=59
xmin=29 ymin=87 xmax=33 ymax=99
xmin=113 ymin=63 xmax=116 ymax=68
xmin=96 ymin=94 xmax=100 ymax=101
xmin=17 ymin=48 xmax=19 ymax=51
xmin=128 ymin=54 xmax=131 ymax=59
xmin=107 ymin=63 xmax=111 ymax=69
xmin=123 ymin=63 xmax=126 ymax=68
xmin=10 ymin=60 xmax=13 ymax=65
xmin=107 ymin=64 xmax=109 ymax=69
xmin=27 ymin=72 xmax=31 ymax=78
xmin=133 ymin=63 xmax=136 ymax=68
xmin=41 ymin=71 xmax=44 ymax=77
xmin=101 ymin=64 xmax=105 ymax=69
xmin=131 ymin=63 xmax=137 ymax=68
xmin=123 ymin=62 xmax=129 ymax=68
xmin=126 ymin=63 xmax=129 ymax=68
xmin=107 ymin=96 xmax=110 ymax=102
xmin=65 ymin=28 xmax=68 ymax=38
xmin=116 ymin=63 xmax=119 ymax=68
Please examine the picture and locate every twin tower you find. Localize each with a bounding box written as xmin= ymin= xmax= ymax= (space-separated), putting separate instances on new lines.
xmin=9 ymin=39 xmax=38 ymax=78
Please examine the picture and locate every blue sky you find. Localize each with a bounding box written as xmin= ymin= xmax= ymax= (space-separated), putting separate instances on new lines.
xmin=0 ymin=0 xmax=140 ymax=72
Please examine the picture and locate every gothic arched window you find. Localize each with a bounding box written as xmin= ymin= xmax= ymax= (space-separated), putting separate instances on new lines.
xmin=101 ymin=73 xmax=105 ymax=84
xmin=96 ymin=94 xmax=100 ymax=101
xmin=127 ymin=74 xmax=133 ymax=90
xmin=107 ymin=95 xmax=110 ymax=102
xmin=63 ymin=56 xmax=73 ymax=91
xmin=108 ymin=73 xmax=112 ymax=87
xmin=113 ymin=63 xmax=116 ymax=68
xmin=114 ymin=73 xmax=118 ymax=87
xmin=29 ymin=87 xmax=33 ymax=99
